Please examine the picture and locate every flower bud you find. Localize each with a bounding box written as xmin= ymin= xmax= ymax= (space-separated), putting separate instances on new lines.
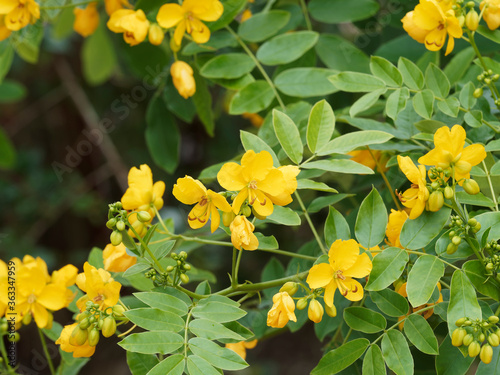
xmin=8 ymin=332 xmax=20 ymax=342
xmin=251 ymin=207 xmax=267 ymax=220
xmin=106 ymin=218 xmax=117 ymax=229
xmin=222 ymin=211 xmax=236 ymax=227
xmin=473 ymin=222 xmax=481 ymax=233
xmin=149 ymin=24 xmax=164 ymax=46
xmin=296 ymin=298 xmax=308 ymax=310
xmin=116 ymin=220 xmax=126 ymax=231
xmin=469 ymin=341 xmax=481 ymax=357
xmin=137 ymin=211 xmax=152 ymax=223
xmin=170 ymin=37 xmax=181 ymax=52
xmin=452 ymin=236 xmax=462 ymax=246
xmin=466 ymin=9 xmax=479 ymax=30
xmin=279 ymin=282 xmax=298 ymax=296
xmin=180 ymin=273 xmax=189 ymax=284
xmin=22 ymin=313 xmax=32 ymax=326
xmin=488 ymin=316 xmax=499 ymax=323
xmin=70 ymin=326 xmax=88 ymax=346
xmin=113 ymin=305 xmax=126 ymax=318
xmin=171 ymin=61 xmax=196 ymax=99
xmin=473 ymin=88 xmax=483 ymax=98
xmin=447 ymin=243 xmax=458 ymax=254
xmin=88 ymin=328 xmax=100 ymax=347
xmin=79 ymin=317 xmax=90 ymax=330
xmin=479 ymin=333 xmax=486 ymax=342
xmin=110 ymin=230 xmax=122 ymax=246
xmin=183 ymin=263 xmax=191 ymax=271
xmin=179 ymin=251 xmax=187 ymax=259
xmin=463 ymin=179 xmax=480 ymax=195
xmin=428 ymin=191 xmax=444 ymax=212
xmin=102 ymin=316 xmax=116 ymax=338
xmin=308 ymin=299 xmax=324 ymax=324
xmin=325 ymin=304 xmax=337 ymax=318
xmin=452 ymin=328 xmax=467 ymax=346
xmin=488 ymin=333 xmax=500 ymax=347
xmin=463 ymin=333 xmax=474 ymax=346
xmin=456 ymin=317 xmax=467 ymax=326
xmin=166 ymin=265 xmax=175 ymax=272
xmin=241 ymin=205 xmax=251 ymax=217
xmin=444 ymin=186 xmax=454 ymax=199
xmin=480 ymin=344 xmax=493 ymax=364
xmin=486 ymin=263 xmax=494 ymax=271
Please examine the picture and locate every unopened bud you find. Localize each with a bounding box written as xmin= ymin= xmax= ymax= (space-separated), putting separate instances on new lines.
xmin=325 ymin=303 xmax=337 ymax=318
xmin=447 ymin=243 xmax=458 ymax=254
xmin=113 ymin=305 xmax=126 ymax=318
xmin=166 ymin=266 xmax=175 ymax=272
xmin=469 ymin=341 xmax=481 ymax=357
xmin=149 ymin=24 xmax=164 ymax=46
xmin=102 ymin=316 xmax=116 ymax=338
xmin=179 ymin=251 xmax=187 ymax=259
xmin=444 ymin=186 xmax=454 ymax=199
xmin=22 ymin=313 xmax=32 ymax=326
xmin=183 ymin=263 xmax=191 ymax=271
xmin=465 ymin=9 xmax=479 ymax=30
xmin=79 ymin=317 xmax=90 ymax=330
xmin=452 ymin=328 xmax=467 ymax=346
xmin=180 ymin=273 xmax=189 ymax=284
xmin=106 ymin=218 xmax=117 ymax=229
xmin=488 ymin=316 xmax=499 ymax=323
xmin=137 ymin=211 xmax=152 ymax=222
xmin=452 ymin=236 xmax=462 ymax=246
xmin=88 ymin=329 xmax=100 ymax=347
xmin=479 ymin=333 xmax=486 ymax=342
xmin=428 ymin=191 xmax=444 ymax=212
xmin=110 ymin=230 xmax=122 ymax=246
xmin=279 ymin=282 xmax=298 ymax=296
xmin=296 ymin=298 xmax=308 ymax=310
xmin=456 ymin=317 xmax=467 ymax=326
xmin=70 ymin=326 xmax=88 ymax=346
xmin=463 ymin=333 xmax=474 ymax=346
xmin=170 ymin=37 xmax=181 ymax=52
xmin=488 ymin=333 xmax=500 ymax=347
xmin=473 ymin=222 xmax=481 ymax=233
xmin=463 ymin=179 xmax=480 ymax=195
xmin=473 ymin=88 xmax=483 ymax=98
xmin=308 ymin=299 xmax=324 ymax=324
xmin=116 ymin=220 xmax=126 ymax=231
xmin=480 ymin=344 xmax=493 ymax=364
xmin=222 ymin=211 xmax=236 ymax=227
xmin=241 ymin=205 xmax=251 ymax=217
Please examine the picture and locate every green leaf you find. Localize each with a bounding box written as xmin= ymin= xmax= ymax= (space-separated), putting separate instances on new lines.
xmin=0 ymin=80 xmax=26 ymax=103
xmin=275 ymin=68 xmax=338 ymax=97
xmin=192 ymin=296 xmax=246 ymax=323
xmin=400 ymin=208 xmax=451 ymax=250
xmin=350 ymin=89 xmax=387 ymax=117
xmin=362 ymin=345 xmax=386 ymax=375
xmin=147 ymin=354 xmax=185 ymax=375
xmin=0 ymin=42 xmax=14 ymax=84
xmin=164 ymin=79 xmax=196 ymax=123
xmin=308 ymin=0 xmax=379 ymax=23
xmin=134 ymin=292 xmax=189 ymax=316
xmin=237 ymin=10 xmax=290 ymax=42
xmin=240 ymin=130 xmax=280 ymax=167
xmin=229 ymin=80 xmax=274 ymax=115
xmin=187 ymin=355 xmax=221 ymax=375
xmin=188 ymin=337 xmax=248 ymax=370
xmin=370 ymin=56 xmax=403 ymax=87
xmin=404 ymin=314 xmax=439 ymax=355
xmin=370 ymin=289 xmax=409 ymax=317
xmin=447 ymin=270 xmax=482 ymax=336
xmin=308 ymin=193 xmax=355 ymax=213
xmin=182 ymin=31 xmax=237 ymax=56
xmin=189 ymin=319 xmax=245 ymax=341
xmin=476 ymin=24 xmax=500 ymax=43
xmin=381 ymin=330 xmax=413 ymax=375
xmin=406 ymin=255 xmax=444 ymax=307
xmin=297 ymin=179 xmax=338 ymax=193
xmin=365 ymin=248 xmax=409 ymax=291
xmin=256 ymin=31 xmax=319 ymax=65
xmin=456 ymin=191 xmax=495 ymax=207
xmin=486 ymin=139 xmax=500 ymax=152
xmin=301 ymin=159 xmax=374 ymax=175
xmin=306 ymin=99 xmax=335 ymax=154
xmin=273 ymin=109 xmax=303 ymax=164
xmin=412 ymin=89 xmax=434 ymax=119
xmin=266 ymin=206 xmax=301 ymax=226
xmin=443 ymin=47 xmax=475 ymax=86
xmin=311 ymin=338 xmax=370 ymax=375
xmin=211 ymin=74 xmax=254 ymax=90
xmin=437 ymin=97 xmax=460 ymax=118
xmin=192 ymin=68 xmax=214 ymax=136
xmin=14 ymin=23 xmax=43 ymax=64
xmin=324 ymin=207 xmax=350 ymax=245
xmin=119 ymin=331 xmax=183 ymax=354
xmin=207 ymin=0 xmax=246 ymax=31
xmin=459 ymin=82 xmax=476 ymax=110
xmin=464 ymin=110 xmax=483 ymax=128
xmin=344 ymin=307 xmax=386 ymax=334
xmin=0 ymin=127 xmax=16 ymax=170
xmin=425 ymin=63 xmax=450 ymax=98
xmin=329 ymin=72 xmax=386 ymax=92
xmin=435 ymin=334 xmax=474 ymax=375
xmin=146 ymin=96 xmax=179 ymax=174
xmin=386 ymin=88 xmax=410 ymax=121
xmin=88 ymin=247 xmax=104 ymax=268
xmin=200 ymin=53 xmax=255 ymax=79
xmin=82 ymin=22 xmax=116 ymax=85
xmin=398 ymin=57 xmax=424 ymax=90
xmin=463 ymin=260 xmax=500 ymax=301
xmin=318 ymin=130 xmax=394 ymax=156
xmin=316 ymin=34 xmax=369 ymax=73
xmin=355 ymin=187 xmax=387 ymax=249
xmin=254 ymin=233 xmax=279 ymax=250
xmin=127 ymin=352 xmax=159 ymax=375
xmin=124 ymin=308 xmax=184 ymax=332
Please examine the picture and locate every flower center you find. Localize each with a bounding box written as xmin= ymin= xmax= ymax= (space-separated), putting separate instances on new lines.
xmin=333 ymin=270 xmax=346 ymax=281
xmin=93 ymin=294 xmax=104 ymax=303
xmin=248 ymin=180 xmax=258 ymax=189
xmin=27 ymin=293 xmax=36 ymax=304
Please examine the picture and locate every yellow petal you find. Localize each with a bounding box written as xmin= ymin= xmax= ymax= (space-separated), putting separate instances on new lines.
xmin=207 ymin=190 xmax=232 ymax=212
xmin=121 ymin=164 xmax=153 ymax=209
xmin=188 ymin=202 xmax=210 ymax=229
xmin=409 ymin=197 xmax=426 ymax=219
xmin=190 ymin=18 xmax=211 ymax=44
xmin=107 ymin=9 xmax=134 ymax=32
xmin=306 ymin=263 xmax=333 ymax=289
xmin=344 ymin=278 xmax=364 ymax=301
xmin=173 ymin=20 xmax=186 ymax=46
xmin=323 ymin=280 xmax=337 ymax=307
xmin=418 ymin=148 xmax=444 ymax=166
xmin=397 ymin=156 xmax=421 ymax=184
xmin=210 ymin=204 xmax=220 ymax=233
xmin=37 ymin=284 xmax=68 ymax=311
xmin=448 ymin=125 xmax=466 ymax=157
xmin=460 ymin=144 xmax=486 ymax=167
xmin=242 ymin=150 xmax=273 ymax=182
xmin=244 ymin=339 xmax=258 ymax=349
xmin=232 ymin=189 xmax=248 ymax=214
xmin=156 ymin=3 xmax=184 ymax=28
xmin=328 ymin=239 xmax=360 ymax=272
xmin=185 ymin=0 xmax=224 ymax=21
xmin=257 ymin=168 xmax=287 ymax=197
xmin=250 ymin=189 xmax=274 ymax=217
xmin=103 ymin=281 xmax=121 ymax=307
xmin=173 ymin=176 xmax=207 ymax=205
xmin=343 ymin=253 xmax=372 ymax=278
xmin=0 ymin=0 xmax=17 ymax=14
xmin=424 ymin=27 xmax=447 ymax=51
xmin=33 ymin=303 xmax=49 ymax=328
xmin=217 ymin=162 xmax=247 ymax=191
xmin=153 ymin=181 xmax=166 ymax=203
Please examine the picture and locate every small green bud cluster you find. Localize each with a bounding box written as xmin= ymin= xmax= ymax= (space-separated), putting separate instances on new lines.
xmin=446 ymin=216 xmax=481 ymax=254
xmin=484 ymin=253 xmax=500 ymax=276
xmin=452 ymin=316 xmax=500 ymax=364
xmin=145 ymin=268 xmax=169 ymax=286
xmin=170 ymin=251 xmax=191 ymax=284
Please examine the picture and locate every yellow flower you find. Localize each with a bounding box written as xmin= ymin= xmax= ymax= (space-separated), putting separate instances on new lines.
xmin=107 ymin=9 xmax=150 ymax=46
xmin=103 ymin=243 xmax=137 ymax=272
xmin=121 ymin=164 xmax=165 ymax=217
xmin=348 ymin=150 xmax=389 ymax=173
xmin=240 ymin=9 xmax=252 ymax=22
xmin=127 ymin=211 xmax=150 ymax=238
xmin=56 ymin=323 xmax=96 ymax=358
xmin=397 ymin=156 xmax=429 ymax=220
xmin=225 ymin=339 xmax=257 ymax=360
xmin=171 ymin=61 xmax=196 ymax=99
xmin=267 ymin=291 xmax=297 ymax=328
xmin=402 ymin=11 xmax=429 ymax=43
xmin=173 ymin=176 xmax=232 ymax=233
xmin=242 ymin=112 xmax=264 ymax=128
xmin=217 ymin=150 xmax=295 ymax=217
xmin=0 ymin=15 xmax=11 ymax=40
xmin=73 ymin=2 xmax=99 ymax=37
xmin=481 ymin=0 xmax=500 ymax=30
xmin=308 ymin=299 xmax=324 ymax=323
xmin=418 ymin=125 xmax=486 ymax=185
xmin=386 ymin=209 xmax=408 ymax=248
xmin=76 ymin=262 xmax=121 ymax=311
xmin=156 ymin=0 xmax=224 ymax=45
xmin=307 ymin=239 xmax=372 ymax=306
xmin=411 ymin=0 xmax=463 ymax=55
xmin=15 ymin=258 xmax=69 ymax=328
xmin=148 ymin=23 xmax=164 ymax=46
xmin=230 ymin=215 xmax=259 ymax=251
xmin=0 ymin=0 xmax=40 ymax=31
xmin=104 ymin=0 xmax=131 ymax=16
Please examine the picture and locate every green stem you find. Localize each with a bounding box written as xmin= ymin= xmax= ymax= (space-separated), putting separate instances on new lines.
xmin=257 ymin=248 xmax=317 ymax=260
xmin=127 ymin=218 xmax=166 ymax=273
xmin=366 ymin=146 xmax=401 ymax=210
xmin=481 ymin=160 xmax=498 ymax=211
xmin=40 ymin=0 xmax=97 ymax=9
xmin=218 ymin=271 xmax=309 ymax=295
xmin=153 ymin=206 xmax=171 ymax=235
xmin=176 ymin=285 xmax=207 ymax=300
xmin=299 ymin=0 xmax=312 ymax=30
xmin=168 ymin=234 xmax=233 ymax=247
xmin=294 ymin=191 xmax=327 ymax=254
xmin=184 ymin=308 xmax=194 ymax=358
xmin=0 ymin=336 xmax=12 ymax=373
xmin=235 ymin=249 xmax=243 ymax=286
xmin=495 ymin=304 xmax=500 ymax=317
xmin=231 ymin=248 xmax=238 ymax=288
xmin=38 ymin=327 xmax=55 ymax=375
xmin=225 ymin=26 xmax=286 ymax=110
